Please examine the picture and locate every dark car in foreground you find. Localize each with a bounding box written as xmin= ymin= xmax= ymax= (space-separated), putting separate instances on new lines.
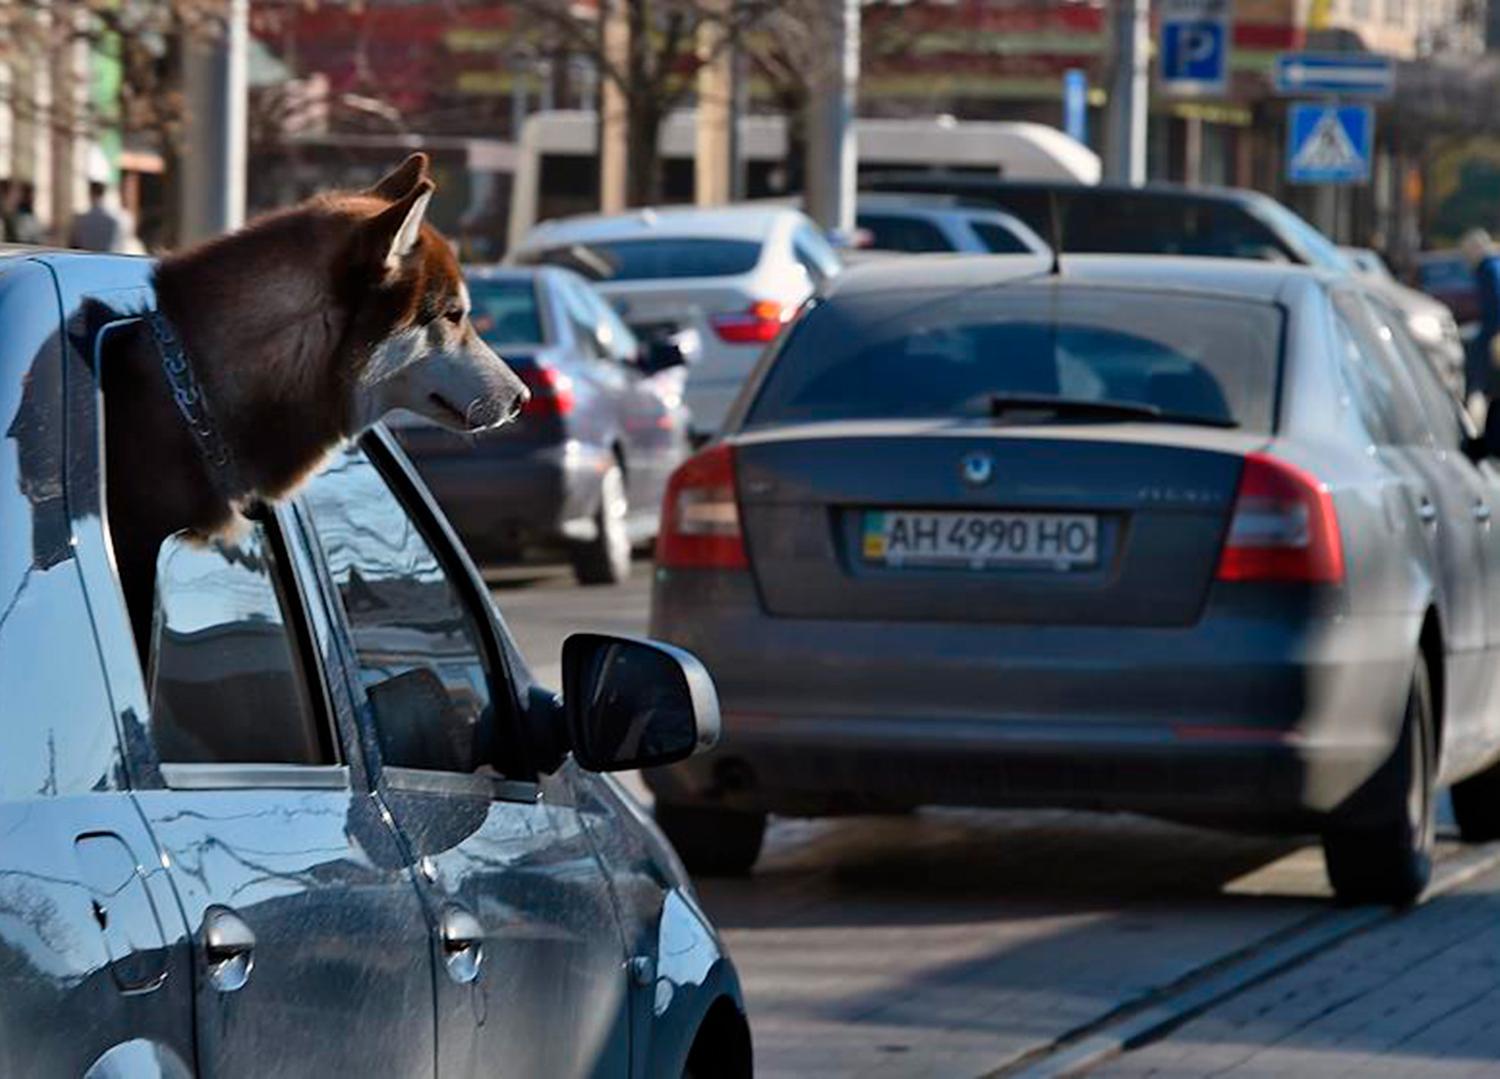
xmin=0 ymin=248 xmax=748 ymax=1077
xmin=864 ymin=175 xmax=1467 ymax=399
xmin=398 ymin=265 xmax=694 ymax=585
xmin=647 ymin=253 xmax=1500 ymax=905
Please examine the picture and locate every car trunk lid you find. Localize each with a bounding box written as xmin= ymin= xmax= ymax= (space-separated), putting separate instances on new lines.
xmin=735 ymin=421 xmax=1265 ymax=626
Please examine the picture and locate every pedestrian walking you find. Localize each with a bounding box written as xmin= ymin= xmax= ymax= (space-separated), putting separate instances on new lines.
xmin=1462 ymin=227 xmax=1500 ymax=402
xmin=68 ymin=180 xmax=138 ymax=253
xmin=7 ymin=183 xmax=46 ymax=246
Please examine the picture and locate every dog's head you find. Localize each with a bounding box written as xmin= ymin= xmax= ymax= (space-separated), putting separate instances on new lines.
xmin=341 ymin=153 xmax=529 ymax=434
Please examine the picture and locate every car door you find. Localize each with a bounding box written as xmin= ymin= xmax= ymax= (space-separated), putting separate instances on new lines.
xmin=295 ymin=436 xmax=632 ymax=1079
xmin=576 ymin=277 xmax=684 ymax=515
xmin=1371 ymin=298 xmax=1500 ymax=768
xmin=121 ymin=510 xmax=441 ymax=1078
xmin=1334 ymin=290 xmax=1492 ymax=766
xmin=1 ymin=258 xmax=194 ymax=1077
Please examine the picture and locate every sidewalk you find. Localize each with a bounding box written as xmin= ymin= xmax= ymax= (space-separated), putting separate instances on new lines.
xmin=1092 ymin=863 xmax=1500 ymax=1078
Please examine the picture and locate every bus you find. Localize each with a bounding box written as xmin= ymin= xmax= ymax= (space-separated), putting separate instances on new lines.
xmin=507 ymin=110 xmax=1100 ymax=241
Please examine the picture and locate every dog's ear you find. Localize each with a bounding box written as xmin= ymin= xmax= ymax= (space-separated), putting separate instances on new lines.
xmin=366 ymin=177 xmax=435 ymax=278
xmin=367 ymin=153 xmax=431 ymax=202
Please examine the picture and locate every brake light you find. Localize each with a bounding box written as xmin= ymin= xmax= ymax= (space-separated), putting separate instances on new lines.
xmin=656 ymin=444 xmax=748 ymax=569
xmin=710 ymin=300 xmax=788 ymax=344
xmin=1216 ymin=453 xmax=1344 ymax=584
xmin=519 ymin=366 xmax=574 ymax=417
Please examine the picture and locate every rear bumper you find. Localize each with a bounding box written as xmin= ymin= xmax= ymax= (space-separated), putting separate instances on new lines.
xmin=412 ymin=444 xmax=610 ymax=559
xmin=646 ymin=571 xmax=1422 ymax=830
xmin=682 ymin=342 xmax=762 ymax=436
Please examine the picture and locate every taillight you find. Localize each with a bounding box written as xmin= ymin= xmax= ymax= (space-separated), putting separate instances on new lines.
xmin=1216 ymin=453 xmax=1344 ymax=584
xmin=656 ymin=444 xmax=748 ymax=569
xmin=709 ymin=300 xmax=788 ymax=344
xmin=519 ymin=366 xmax=574 ymax=417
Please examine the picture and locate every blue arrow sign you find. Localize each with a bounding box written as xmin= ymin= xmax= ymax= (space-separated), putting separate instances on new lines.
xmin=1275 ymin=53 xmax=1394 ymax=98
xmin=1286 ymin=104 xmax=1372 ymax=185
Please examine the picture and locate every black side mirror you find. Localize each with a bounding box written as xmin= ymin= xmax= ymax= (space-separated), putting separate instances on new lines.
xmin=1466 ymin=406 xmax=1500 ymax=462
xmin=560 ymin=633 xmax=720 ymax=772
xmin=639 ymin=337 xmax=689 ymax=375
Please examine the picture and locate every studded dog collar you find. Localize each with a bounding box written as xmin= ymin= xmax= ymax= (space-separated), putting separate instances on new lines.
xmin=144 ymin=310 xmax=247 ymax=505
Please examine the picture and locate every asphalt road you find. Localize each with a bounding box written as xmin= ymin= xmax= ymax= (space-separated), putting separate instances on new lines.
xmin=489 ymin=562 xmax=1493 ymax=1079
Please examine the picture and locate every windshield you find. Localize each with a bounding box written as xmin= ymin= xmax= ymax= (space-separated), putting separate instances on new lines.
xmin=744 ymin=285 xmax=1283 ymax=432
xmin=516 ymin=237 xmax=763 ymax=282
xmin=467 ymin=278 xmax=545 ymax=346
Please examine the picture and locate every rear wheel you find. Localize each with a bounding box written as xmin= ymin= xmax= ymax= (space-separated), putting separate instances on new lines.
xmin=1322 ymin=658 xmax=1435 ymax=906
xmin=571 ymin=462 xmax=631 ymax=585
xmin=1452 ymin=757 xmax=1500 ymax=841
xmin=654 ymin=803 xmax=767 ymax=877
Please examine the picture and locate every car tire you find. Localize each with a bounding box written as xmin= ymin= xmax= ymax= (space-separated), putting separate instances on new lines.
xmin=1451 ymin=756 xmax=1500 ymax=841
xmin=1321 ymin=658 xmax=1435 ymax=906
xmin=572 ymin=462 xmax=631 ymax=586
xmin=654 ymin=803 xmax=767 ymax=877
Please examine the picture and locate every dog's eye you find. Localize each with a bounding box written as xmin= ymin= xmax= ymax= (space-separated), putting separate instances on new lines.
xmin=444 ymin=307 xmax=464 ymax=325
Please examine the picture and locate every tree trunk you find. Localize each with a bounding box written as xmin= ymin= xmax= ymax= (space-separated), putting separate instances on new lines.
xmin=626 ymin=97 xmax=663 ymax=205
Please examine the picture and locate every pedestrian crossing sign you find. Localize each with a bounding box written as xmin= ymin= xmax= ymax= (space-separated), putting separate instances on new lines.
xmin=1286 ymin=104 xmax=1372 ymax=185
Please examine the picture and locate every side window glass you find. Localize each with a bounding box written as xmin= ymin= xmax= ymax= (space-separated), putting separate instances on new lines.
xmin=854 ymin=215 xmax=951 ymax=254
xmin=1332 ymin=293 xmax=1430 ymax=447
xmin=1331 ymin=311 xmax=1394 ymax=445
xmin=301 ymin=448 xmax=508 ymax=777
xmin=558 ymin=277 xmax=607 ymax=359
xmin=793 ymin=224 xmax=844 ymax=281
xmin=1373 ymin=301 xmax=1466 ymax=450
xmin=149 ymin=523 xmax=333 ymax=765
xmin=580 ymin=283 xmax=639 ymax=363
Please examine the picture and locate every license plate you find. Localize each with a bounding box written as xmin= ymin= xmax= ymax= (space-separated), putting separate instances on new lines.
xmin=862 ymin=510 xmax=1099 ymax=570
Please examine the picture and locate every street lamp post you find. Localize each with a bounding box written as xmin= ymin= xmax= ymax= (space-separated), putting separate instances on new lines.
xmin=1107 ymin=0 xmax=1151 ymax=186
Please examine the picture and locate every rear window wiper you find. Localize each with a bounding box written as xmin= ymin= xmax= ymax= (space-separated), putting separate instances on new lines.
xmin=986 ymin=393 xmax=1238 ymax=429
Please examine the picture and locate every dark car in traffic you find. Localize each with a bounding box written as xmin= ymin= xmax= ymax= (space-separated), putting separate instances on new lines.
xmin=397 ymin=266 xmax=695 ymax=585
xmin=863 ymin=174 xmax=1468 ymax=398
xmin=0 ymin=247 xmax=748 ymax=1077
xmin=1415 ymin=249 xmax=1481 ymax=326
xmin=647 ymin=253 xmax=1500 ymax=905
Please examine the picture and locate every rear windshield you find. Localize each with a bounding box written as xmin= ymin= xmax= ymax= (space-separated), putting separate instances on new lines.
xmin=467 ymin=279 xmax=544 ymax=345
xmin=745 ymin=285 xmax=1283 ymax=432
xmin=516 ymin=237 xmax=762 ymax=281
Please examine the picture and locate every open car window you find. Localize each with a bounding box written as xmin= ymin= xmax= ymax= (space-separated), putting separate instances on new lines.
xmin=299 ymin=446 xmax=515 ymax=779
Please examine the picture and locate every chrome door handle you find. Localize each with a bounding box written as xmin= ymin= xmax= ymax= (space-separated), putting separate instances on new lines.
xmin=203 ymin=906 xmax=255 ymax=993
xmin=440 ymin=906 xmax=484 ymax=984
xmin=1475 ymin=502 xmax=1492 ymax=523
xmin=1418 ymin=498 xmax=1438 ymax=524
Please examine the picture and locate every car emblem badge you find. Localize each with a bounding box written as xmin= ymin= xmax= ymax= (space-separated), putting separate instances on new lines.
xmin=961 ymin=451 xmax=994 ymax=486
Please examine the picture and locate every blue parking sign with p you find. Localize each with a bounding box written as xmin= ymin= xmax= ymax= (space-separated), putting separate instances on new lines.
xmin=1162 ymin=19 xmax=1227 ymax=95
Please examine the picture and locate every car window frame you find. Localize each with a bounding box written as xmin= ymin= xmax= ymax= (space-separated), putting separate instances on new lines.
xmin=88 ymin=315 xmax=351 ymax=793
xmin=295 ymin=428 xmax=541 ymax=804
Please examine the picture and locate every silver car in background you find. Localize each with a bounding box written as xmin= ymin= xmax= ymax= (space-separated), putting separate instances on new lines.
xmin=856 ymin=194 xmax=1051 ymax=256
xmin=509 ymin=205 xmax=842 ymax=440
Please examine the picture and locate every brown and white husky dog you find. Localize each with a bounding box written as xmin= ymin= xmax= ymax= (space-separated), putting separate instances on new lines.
xmin=103 ymin=152 xmax=528 ymax=651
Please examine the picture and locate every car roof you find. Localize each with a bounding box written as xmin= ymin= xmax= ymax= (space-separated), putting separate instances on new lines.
xmin=518 ymin=205 xmax=796 ymax=249
xmin=828 ymin=253 xmax=1336 ymax=304
xmin=857 ymin=194 xmax=1033 ymax=220
xmin=464 ymin=264 xmax=545 ymax=283
xmin=863 ymin=173 xmax=1264 ymax=205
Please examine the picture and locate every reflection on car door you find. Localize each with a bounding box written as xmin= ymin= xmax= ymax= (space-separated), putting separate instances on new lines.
xmin=124 ymin=512 xmax=439 ymax=1078
xmin=1336 ymin=291 xmax=1492 ymax=767
xmin=1372 ymin=298 xmax=1500 ymax=768
xmin=297 ymin=439 xmax=632 ymax=1079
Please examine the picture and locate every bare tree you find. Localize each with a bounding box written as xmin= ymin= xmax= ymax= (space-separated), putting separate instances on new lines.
xmin=0 ymin=0 xmax=230 ymax=241
xmin=741 ymin=0 xmax=920 ymax=197
xmin=502 ymin=0 xmax=774 ymax=205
